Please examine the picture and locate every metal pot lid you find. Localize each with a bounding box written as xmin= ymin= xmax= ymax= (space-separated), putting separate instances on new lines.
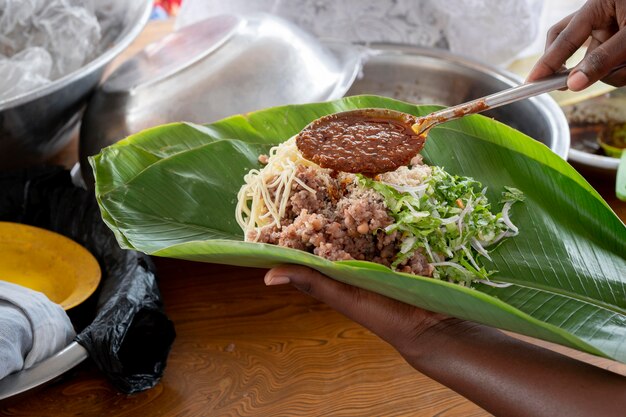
xmin=103 ymin=15 xmax=244 ymax=94
xmin=100 ymin=13 xmax=363 ymax=103
xmin=79 ymin=13 xmax=362 ymax=184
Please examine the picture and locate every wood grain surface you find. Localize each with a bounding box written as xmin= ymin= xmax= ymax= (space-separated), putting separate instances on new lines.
xmin=2 ymin=18 xmax=626 ymax=417
xmin=0 ymin=262 xmax=489 ymax=417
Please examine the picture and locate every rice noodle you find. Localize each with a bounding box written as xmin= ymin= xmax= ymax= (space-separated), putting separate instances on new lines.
xmin=235 ymin=137 xmax=318 ymax=235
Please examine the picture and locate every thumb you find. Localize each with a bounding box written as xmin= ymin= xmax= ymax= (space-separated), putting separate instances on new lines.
xmin=264 ymin=265 xmax=446 ymax=351
xmin=568 ymin=29 xmax=626 ymax=91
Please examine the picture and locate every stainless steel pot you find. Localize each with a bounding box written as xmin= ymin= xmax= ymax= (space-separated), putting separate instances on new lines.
xmin=0 ymin=0 xmax=153 ymax=170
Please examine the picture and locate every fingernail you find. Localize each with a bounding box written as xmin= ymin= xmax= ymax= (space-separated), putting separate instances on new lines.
xmin=568 ymin=70 xmax=589 ymax=91
xmin=264 ymin=273 xmax=291 ymax=286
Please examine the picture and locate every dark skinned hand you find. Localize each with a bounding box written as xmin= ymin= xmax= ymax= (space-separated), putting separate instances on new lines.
xmin=265 ymin=264 xmax=626 ymax=417
xmin=527 ymin=0 xmax=626 ymax=91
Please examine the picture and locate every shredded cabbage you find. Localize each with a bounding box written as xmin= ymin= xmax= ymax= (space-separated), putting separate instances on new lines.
xmin=359 ymin=167 xmax=524 ymax=285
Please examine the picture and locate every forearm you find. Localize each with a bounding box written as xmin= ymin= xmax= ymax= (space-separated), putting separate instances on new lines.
xmin=265 ymin=266 xmax=626 ymax=416
xmin=405 ymin=318 xmax=626 ymax=417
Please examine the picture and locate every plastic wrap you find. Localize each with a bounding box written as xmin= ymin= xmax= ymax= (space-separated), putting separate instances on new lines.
xmin=0 ymin=47 xmax=52 ymax=99
xmin=0 ymin=0 xmax=130 ymax=101
xmin=0 ymin=167 xmax=175 ymax=394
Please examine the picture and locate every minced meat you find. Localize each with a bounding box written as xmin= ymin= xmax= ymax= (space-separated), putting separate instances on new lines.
xmin=248 ymin=165 xmax=434 ymax=277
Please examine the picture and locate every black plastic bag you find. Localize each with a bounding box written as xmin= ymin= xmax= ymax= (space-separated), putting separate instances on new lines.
xmin=0 ymin=167 xmax=176 ymax=394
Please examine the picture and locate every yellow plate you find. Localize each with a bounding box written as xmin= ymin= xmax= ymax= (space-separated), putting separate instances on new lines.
xmin=0 ymin=222 xmax=101 ymax=310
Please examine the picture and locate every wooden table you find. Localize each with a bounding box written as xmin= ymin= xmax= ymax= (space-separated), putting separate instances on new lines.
xmin=2 ymin=20 xmax=626 ymax=417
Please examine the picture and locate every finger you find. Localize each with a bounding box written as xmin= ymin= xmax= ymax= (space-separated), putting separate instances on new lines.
xmin=589 ymin=26 xmax=616 ymax=49
xmin=569 ymin=28 xmax=626 ymax=90
xmin=580 ymin=28 xmax=620 ymax=84
xmin=545 ymin=13 xmax=576 ymax=51
xmin=528 ymin=10 xmax=593 ymax=82
xmin=584 ymin=26 xmax=616 ymax=59
xmin=265 ymin=265 xmax=446 ymax=349
xmin=527 ymin=13 xmax=576 ymax=82
xmin=601 ymin=67 xmax=626 ymax=87
xmin=585 ymin=36 xmax=602 ymax=56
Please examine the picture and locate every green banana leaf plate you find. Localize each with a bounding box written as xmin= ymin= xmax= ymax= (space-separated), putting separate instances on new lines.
xmin=91 ymin=95 xmax=626 ymax=362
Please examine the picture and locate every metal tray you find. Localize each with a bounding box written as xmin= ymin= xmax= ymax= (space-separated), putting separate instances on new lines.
xmin=0 ymin=342 xmax=88 ymax=401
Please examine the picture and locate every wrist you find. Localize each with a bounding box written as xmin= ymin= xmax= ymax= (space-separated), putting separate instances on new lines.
xmin=396 ymin=316 xmax=489 ymax=369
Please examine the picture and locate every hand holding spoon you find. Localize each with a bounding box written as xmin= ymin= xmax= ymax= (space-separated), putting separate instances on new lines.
xmin=411 ymin=70 xmax=570 ymax=136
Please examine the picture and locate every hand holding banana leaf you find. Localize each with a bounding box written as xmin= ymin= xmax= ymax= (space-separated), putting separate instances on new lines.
xmin=266 ymin=264 xmax=626 ymax=417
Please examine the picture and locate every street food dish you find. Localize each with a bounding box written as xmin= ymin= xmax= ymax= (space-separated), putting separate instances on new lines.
xmin=237 ymin=126 xmax=523 ymax=285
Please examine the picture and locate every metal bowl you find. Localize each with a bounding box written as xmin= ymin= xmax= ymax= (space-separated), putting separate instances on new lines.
xmin=0 ymin=0 xmax=153 ymax=170
xmin=346 ymin=43 xmax=570 ymax=158
xmin=79 ymin=13 xmax=362 ymax=184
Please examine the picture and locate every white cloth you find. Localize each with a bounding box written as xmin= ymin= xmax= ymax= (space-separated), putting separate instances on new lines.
xmin=176 ymin=0 xmax=543 ymax=66
xmin=0 ymin=281 xmax=75 ymax=380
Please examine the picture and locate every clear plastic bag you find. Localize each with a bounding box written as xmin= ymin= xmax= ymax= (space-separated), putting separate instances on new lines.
xmin=0 ymin=47 xmax=52 ymax=99
xmin=0 ymin=0 xmax=128 ymax=102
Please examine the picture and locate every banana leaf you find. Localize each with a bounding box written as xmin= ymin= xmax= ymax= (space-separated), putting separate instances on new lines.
xmin=90 ymin=95 xmax=626 ymax=362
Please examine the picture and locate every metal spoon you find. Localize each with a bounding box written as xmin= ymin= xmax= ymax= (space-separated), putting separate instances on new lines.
xmin=412 ymin=70 xmax=571 ymax=135
xmin=297 ymin=71 xmax=571 ymax=175
xmin=413 ymin=62 xmax=626 ymax=135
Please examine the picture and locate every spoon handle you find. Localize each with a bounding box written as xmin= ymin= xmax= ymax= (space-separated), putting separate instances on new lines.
xmin=415 ymin=70 xmax=570 ymax=133
xmin=482 ymin=70 xmax=570 ymax=108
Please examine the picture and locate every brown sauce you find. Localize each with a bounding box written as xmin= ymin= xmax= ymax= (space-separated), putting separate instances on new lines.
xmin=453 ymin=99 xmax=488 ymax=117
xmin=296 ymin=109 xmax=426 ymax=175
xmin=569 ymin=121 xmax=626 ymax=156
xmin=413 ymin=99 xmax=489 ymax=136
xmin=569 ymin=123 xmax=604 ymax=154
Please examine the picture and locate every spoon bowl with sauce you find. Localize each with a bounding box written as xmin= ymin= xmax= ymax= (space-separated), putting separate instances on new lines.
xmin=296 ymin=108 xmax=425 ymax=175
xmin=297 ymin=71 xmax=571 ymax=175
